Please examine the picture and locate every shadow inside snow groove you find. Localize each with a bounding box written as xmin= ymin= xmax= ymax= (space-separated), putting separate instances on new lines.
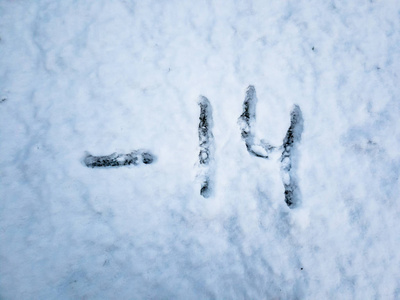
xmin=198 ymin=96 xmax=215 ymax=198
xmin=83 ymin=150 xmax=155 ymax=168
xmin=238 ymin=85 xmax=303 ymax=208
xmin=281 ymin=105 xmax=303 ymax=207
xmin=238 ymin=85 xmax=276 ymax=158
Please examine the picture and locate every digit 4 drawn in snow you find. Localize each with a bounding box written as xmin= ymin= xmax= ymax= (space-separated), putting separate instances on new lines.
xmin=237 ymin=85 xmax=304 ymax=208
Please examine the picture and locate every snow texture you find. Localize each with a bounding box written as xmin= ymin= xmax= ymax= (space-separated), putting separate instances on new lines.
xmin=1 ymin=0 xmax=400 ymax=299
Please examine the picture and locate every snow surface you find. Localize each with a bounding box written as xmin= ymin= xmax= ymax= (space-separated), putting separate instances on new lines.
xmin=1 ymin=0 xmax=400 ymax=299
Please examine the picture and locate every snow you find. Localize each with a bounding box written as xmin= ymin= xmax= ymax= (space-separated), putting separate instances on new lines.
xmin=1 ymin=0 xmax=400 ymax=298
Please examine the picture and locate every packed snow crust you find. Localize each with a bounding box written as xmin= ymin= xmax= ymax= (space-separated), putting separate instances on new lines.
xmin=1 ymin=0 xmax=400 ymax=299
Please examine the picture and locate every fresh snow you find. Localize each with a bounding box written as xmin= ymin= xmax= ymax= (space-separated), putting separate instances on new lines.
xmin=1 ymin=0 xmax=400 ymax=299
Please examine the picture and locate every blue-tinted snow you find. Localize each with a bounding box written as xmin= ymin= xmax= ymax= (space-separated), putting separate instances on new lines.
xmin=1 ymin=0 xmax=400 ymax=298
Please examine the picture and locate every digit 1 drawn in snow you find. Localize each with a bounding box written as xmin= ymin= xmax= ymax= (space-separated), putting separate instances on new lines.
xmin=83 ymin=150 xmax=155 ymax=168
xmin=238 ymin=85 xmax=275 ymax=158
xmin=198 ymin=96 xmax=215 ymax=198
xmin=280 ymin=105 xmax=303 ymax=207
xmin=238 ymin=85 xmax=303 ymax=208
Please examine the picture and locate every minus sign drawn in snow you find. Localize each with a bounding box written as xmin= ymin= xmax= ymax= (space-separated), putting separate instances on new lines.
xmin=83 ymin=150 xmax=155 ymax=168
